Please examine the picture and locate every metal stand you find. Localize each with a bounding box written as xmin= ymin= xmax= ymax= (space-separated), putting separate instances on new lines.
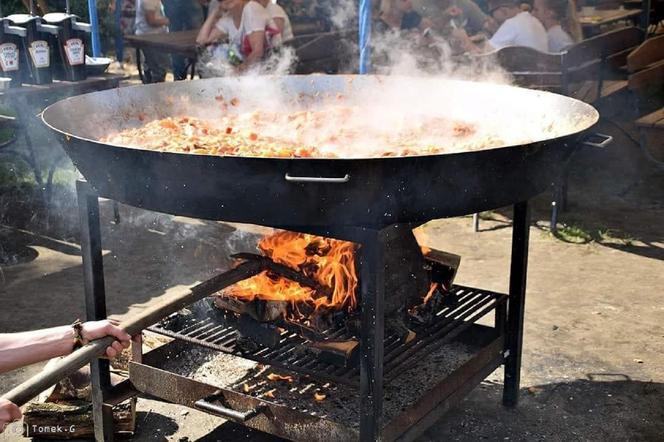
xmin=73 ymin=178 xmax=531 ymax=440
xmin=358 ymin=228 xmax=385 ymax=442
xmin=76 ymin=181 xmax=115 ymax=441
xmin=503 ymin=201 xmax=530 ymax=407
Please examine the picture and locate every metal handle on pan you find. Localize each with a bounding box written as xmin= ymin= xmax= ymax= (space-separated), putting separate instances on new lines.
xmin=582 ymin=133 xmax=613 ymax=149
xmin=194 ymin=395 xmax=265 ymax=422
xmin=285 ymin=173 xmax=350 ymax=183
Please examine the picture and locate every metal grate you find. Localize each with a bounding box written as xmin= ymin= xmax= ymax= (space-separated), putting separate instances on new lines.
xmin=149 ymin=285 xmax=507 ymax=386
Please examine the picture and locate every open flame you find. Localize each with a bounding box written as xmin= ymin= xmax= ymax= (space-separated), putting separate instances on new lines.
xmin=223 ymin=231 xmax=359 ymax=314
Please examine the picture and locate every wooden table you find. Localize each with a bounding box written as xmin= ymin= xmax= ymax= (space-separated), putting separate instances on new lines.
xmin=125 ymin=30 xmax=199 ymax=82
xmin=578 ymin=8 xmax=641 ymax=35
xmin=0 ymin=73 xmax=128 ymax=199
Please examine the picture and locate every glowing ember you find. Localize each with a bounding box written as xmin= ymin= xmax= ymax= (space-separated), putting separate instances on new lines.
xmin=423 ymin=282 xmax=439 ymax=305
xmin=314 ymin=391 xmax=327 ymax=401
xmin=267 ymin=373 xmax=294 ymax=383
xmin=222 ymin=231 xmax=359 ymax=317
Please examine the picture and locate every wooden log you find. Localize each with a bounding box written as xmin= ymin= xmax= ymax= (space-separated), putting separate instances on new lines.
xmin=22 ymin=399 xmax=135 ymax=439
xmin=304 ymin=340 xmax=359 ymax=367
xmin=231 ymin=253 xmax=334 ymax=300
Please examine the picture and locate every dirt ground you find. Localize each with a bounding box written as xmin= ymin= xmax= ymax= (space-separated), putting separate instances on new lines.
xmin=0 ymin=100 xmax=663 ymax=440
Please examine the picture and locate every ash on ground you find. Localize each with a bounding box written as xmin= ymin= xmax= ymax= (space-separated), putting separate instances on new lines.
xmin=161 ymin=340 xmax=476 ymax=429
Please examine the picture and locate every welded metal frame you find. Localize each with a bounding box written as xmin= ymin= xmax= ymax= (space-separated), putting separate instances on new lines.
xmin=75 ymin=178 xmax=531 ymax=442
xmin=76 ymin=180 xmax=115 ymax=442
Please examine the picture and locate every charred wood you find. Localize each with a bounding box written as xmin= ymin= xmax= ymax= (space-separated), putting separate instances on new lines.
xmin=231 ymin=253 xmax=333 ymax=300
xmin=303 ymin=340 xmax=359 ymax=368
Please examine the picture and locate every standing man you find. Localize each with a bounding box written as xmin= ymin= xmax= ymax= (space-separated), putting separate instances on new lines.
xmin=163 ymin=0 xmax=204 ymax=80
xmin=135 ymin=0 xmax=170 ymax=83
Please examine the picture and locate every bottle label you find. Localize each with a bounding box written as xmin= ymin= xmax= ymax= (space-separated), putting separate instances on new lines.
xmin=0 ymin=43 xmax=20 ymax=72
xmin=64 ymin=38 xmax=85 ymax=66
xmin=29 ymin=40 xmax=50 ymax=68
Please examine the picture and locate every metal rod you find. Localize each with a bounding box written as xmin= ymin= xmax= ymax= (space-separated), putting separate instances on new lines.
xmin=87 ymin=0 xmax=101 ymax=56
xmin=503 ymin=200 xmax=530 ymax=407
xmin=66 ymin=0 xmax=71 ymax=15
xmin=358 ymin=0 xmax=372 ymax=74
xmin=29 ymin=0 xmax=36 ymax=15
xmin=358 ymin=228 xmax=385 ymax=441
xmin=76 ymin=180 xmax=114 ymax=442
xmin=1 ymin=256 xmax=263 ymax=408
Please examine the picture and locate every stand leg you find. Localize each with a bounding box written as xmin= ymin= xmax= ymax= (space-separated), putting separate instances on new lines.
xmin=76 ymin=181 xmax=115 ymax=442
xmin=359 ymin=228 xmax=385 ymax=441
xmin=503 ymin=201 xmax=530 ymax=407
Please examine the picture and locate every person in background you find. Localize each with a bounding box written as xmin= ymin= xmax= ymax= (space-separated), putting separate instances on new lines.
xmin=135 ymin=0 xmax=170 ymax=83
xmin=197 ymin=0 xmax=270 ymax=71
xmin=378 ymin=0 xmax=434 ymax=32
xmin=532 ymin=0 xmax=582 ymax=52
xmin=413 ymin=0 xmax=496 ymax=36
xmin=257 ymin=0 xmax=294 ymax=42
xmin=110 ymin=0 xmax=137 ymax=68
xmin=163 ymin=0 xmax=204 ymax=80
xmin=0 ymin=320 xmax=132 ymax=433
xmin=453 ymin=0 xmax=548 ymax=52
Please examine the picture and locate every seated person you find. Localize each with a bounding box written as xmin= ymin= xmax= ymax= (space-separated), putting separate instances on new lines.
xmin=532 ymin=0 xmax=581 ymax=52
xmin=135 ymin=0 xmax=171 ymax=83
xmin=197 ymin=0 xmax=271 ymax=71
xmin=413 ymin=0 xmax=496 ymax=35
xmin=378 ymin=0 xmax=434 ymax=32
xmin=453 ymin=0 xmax=548 ymax=52
xmin=258 ymin=0 xmax=294 ymax=42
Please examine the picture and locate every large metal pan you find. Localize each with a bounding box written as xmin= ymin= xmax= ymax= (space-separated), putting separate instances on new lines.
xmin=42 ymin=75 xmax=601 ymax=229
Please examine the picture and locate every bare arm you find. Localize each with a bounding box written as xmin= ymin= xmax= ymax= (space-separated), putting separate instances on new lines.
xmin=0 ymin=321 xmax=131 ymax=374
xmin=145 ymin=10 xmax=170 ymax=27
xmin=273 ymin=17 xmax=286 ymax=33
xmin=239 ymin=31 xmax=265 ymax=70
xmin=197 ymin=5 xmax=226 ymax=45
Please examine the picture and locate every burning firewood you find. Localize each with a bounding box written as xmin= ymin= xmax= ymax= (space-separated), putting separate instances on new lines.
xmin=263 ymin=389 xmax=276 ymax=399
xmin=214 ymin=296 xmax=287 ymax=323
xmin=231 ymin=253 xmax=334 ymax=300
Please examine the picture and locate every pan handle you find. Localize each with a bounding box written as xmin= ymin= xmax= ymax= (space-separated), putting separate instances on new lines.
xmin=195 ymin=393 xmax=266 ymax=422
xmin=285 ymin=173 xmax=350 ymax=183
xmin=582 ymin=133 xmax=613 ymax=149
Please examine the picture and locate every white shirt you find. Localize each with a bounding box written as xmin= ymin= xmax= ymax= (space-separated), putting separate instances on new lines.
xmin=135 ymin=0 xmax=168 ymax=35
xmin=215 ymin=1 xmax=269 ymax=49
xmin=266 ymin=3 xmax=293 ymax=42
xmin=547 ymin=24 xmax=574 ymax=53
xmin=489 ymin=11 xmax=548 ymax=52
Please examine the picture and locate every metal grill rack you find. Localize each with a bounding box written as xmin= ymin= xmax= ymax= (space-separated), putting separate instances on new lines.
xmin=149 ymin=285 xmax=507 ymax=386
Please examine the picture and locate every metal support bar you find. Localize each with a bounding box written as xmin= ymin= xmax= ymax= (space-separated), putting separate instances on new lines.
xmin=76 ymin=180 xmax=115 ymax=442
xmin=503 ymin=201 xmax=530 ymax=407
xmin=359 ymin=228 xmax=385 ymax=441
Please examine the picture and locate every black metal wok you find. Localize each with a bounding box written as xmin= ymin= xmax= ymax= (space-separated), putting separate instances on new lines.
xmin=41 ymin=75 xmax=601 ymax=229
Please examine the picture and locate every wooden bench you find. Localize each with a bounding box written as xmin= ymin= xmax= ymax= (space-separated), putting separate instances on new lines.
xmin=628 ymin=34 xmax=664 ymax=164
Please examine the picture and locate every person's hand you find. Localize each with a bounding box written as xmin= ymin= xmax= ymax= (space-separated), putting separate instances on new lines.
xmin=81 ymin=320 xmax=131 ymax=358
xmin=0 ymin=398 xmax=21 ymax=434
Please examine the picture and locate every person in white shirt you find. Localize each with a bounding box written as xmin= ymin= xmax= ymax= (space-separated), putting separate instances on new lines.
xmin=135 ymin=0 xmax=171 ymax=82
xmin=197 ymin=0 xmax=275 ymax=70
xmin=532 ymin=0 xmax=582 ymax=52
xmin=453 ymin=0 xmax=548 ymax=53
xmin=258 ymin=0 xmax=294 ymax=42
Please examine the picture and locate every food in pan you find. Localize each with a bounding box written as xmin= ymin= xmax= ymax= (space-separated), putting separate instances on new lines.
xmin=101 ymin=105 xmax=503 ymax=158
